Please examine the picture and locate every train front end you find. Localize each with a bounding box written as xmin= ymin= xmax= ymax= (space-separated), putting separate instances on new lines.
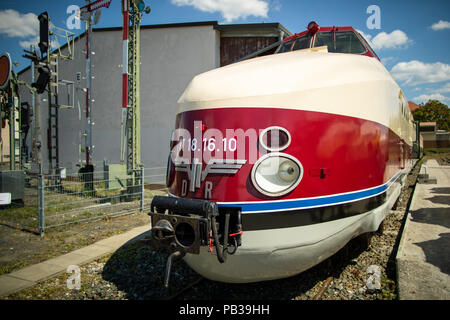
xmin=149 ymin=22 xmax=415 ymax=285
xmin=150 ymin=101 xmax=319 ymax=284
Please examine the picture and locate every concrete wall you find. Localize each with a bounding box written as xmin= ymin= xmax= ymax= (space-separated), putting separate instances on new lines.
xmin=421 ymin=132 xmax=450 ymax=148
xmin=18 ymin=24 xmax=219 ymax=172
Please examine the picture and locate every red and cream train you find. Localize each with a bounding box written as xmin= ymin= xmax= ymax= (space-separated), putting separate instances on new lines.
xmin=149 ymin=22 xmax=417 ymax=285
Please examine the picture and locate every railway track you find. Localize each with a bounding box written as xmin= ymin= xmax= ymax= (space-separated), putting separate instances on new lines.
xmin=6 ymin=161 xmax=421 ymax=301
xmin=163 ymin=161 xmax=421 ymax=300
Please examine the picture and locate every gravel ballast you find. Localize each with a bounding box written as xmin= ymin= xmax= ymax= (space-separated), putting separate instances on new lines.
xmin=4 ymin=163 xmax=420 ymax=300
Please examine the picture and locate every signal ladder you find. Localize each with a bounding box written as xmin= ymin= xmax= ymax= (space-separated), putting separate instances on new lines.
xmin=11 ymin=96 xmax=21 ymax=170
xmin=47 ymin=53 xmax=61 ymax=188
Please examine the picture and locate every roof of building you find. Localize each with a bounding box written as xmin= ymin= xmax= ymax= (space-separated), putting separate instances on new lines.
xmin=95 ymin=21 xmax=290 ymax=36
xmin=97 ymin=20 xmax=219 ymax=32
xmin=18 ymin=21 xmax=291 ymax=76
xmin=408 ymin=101 xmax=420 ymax=112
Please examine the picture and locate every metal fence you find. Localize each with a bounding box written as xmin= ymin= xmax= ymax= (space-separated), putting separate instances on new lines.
xmin=0 ymin=165 xmax=168 ymax=236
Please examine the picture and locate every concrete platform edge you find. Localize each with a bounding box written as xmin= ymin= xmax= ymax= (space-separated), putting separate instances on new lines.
xmin=0 ymin=224 xmax=152 ymax=298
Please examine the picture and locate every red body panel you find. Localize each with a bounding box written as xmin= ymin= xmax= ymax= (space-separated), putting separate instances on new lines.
xmin=168 ymin=107 xmax=412 ymax=202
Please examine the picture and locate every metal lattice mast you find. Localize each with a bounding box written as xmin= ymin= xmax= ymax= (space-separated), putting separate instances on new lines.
xmin=79 ymin=0 xmax=112 ymax=169
xmin=36 ymin=12 xmax=75 ymax=185
xmin=84 ymin=0 xmax=93 ymax=166
xmin=127 ymin=1 xmax=141 ymax=175
xmin=47 ymin=52 xmax=59 ymax=178
xmin=122 ymin=0 xmax=150 ymax=187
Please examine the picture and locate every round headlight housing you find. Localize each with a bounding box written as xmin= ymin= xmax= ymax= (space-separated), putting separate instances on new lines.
xmin=259 ymin=126 xmax=291 ymax=152
xmin=251 ymin=153 xmax=303 ymax=197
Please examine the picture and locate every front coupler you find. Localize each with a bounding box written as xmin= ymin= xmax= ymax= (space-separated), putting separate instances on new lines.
xmin=149 ymin=196 xmax=242 ymax=287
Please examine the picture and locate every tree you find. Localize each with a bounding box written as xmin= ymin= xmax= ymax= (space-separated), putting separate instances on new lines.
xmin=412 ymin=99 xmax=450 ymax=131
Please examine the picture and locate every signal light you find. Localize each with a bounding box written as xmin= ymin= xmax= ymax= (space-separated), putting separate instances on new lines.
xmin=32 ymin=67 xmax=50 ymax=94
xmin=135 ymin=0 xmax=145 ymax=11
xmin=38 ymin=12 xmax=49 ymax=55
xmin=134 ymin=0 xmax=150 ymax=14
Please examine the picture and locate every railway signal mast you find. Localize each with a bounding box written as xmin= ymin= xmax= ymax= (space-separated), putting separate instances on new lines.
xmin=121 ymin=0 xmax=150 ymax=191
xmin=27 ymin=12 xmax=75 ymax=183
xmin=79 ymin=0 xmax=111 ymax=172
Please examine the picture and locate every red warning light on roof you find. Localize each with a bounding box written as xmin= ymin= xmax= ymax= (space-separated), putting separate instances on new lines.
xmin=307 ymin=21 xmax=319 ymax=35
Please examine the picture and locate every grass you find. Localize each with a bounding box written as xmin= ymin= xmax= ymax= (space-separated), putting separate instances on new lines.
xmin=0 ymin=262 xmax=28 ymax=276
xmin=0 ymin=210 xmax=150 ymax=277
xmin=0 ymin=177 xmax=162 ymax=233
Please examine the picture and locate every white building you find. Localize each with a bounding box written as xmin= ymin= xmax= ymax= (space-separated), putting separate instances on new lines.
xmin=16 ymin=21 xmax=290 ymax=174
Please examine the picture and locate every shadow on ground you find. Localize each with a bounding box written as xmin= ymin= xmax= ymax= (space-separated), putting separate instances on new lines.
xmin=102 ymin=234 xmax=370 ymax=300
xmin=429 ymin=187 xmax=450 ymax=195
xmin=414 ymin=233 xmax=450 ymax=275
xmin=410 ymin=207 xmax=450 ymax=275
xmin=410 ymin=208 xmax=450 ymax=229
xmin=424 ymin=195 xmax=450 ymax=206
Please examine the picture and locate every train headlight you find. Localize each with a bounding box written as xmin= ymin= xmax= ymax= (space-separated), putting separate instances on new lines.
xmin=278 ymin=159 xmax=300 ymax=182
xmin=251 ymin=153 xmax=303 ymax=197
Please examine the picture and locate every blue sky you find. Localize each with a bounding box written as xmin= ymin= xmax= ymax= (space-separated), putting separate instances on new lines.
xmin=1 ymin=0 xmax=449 ymax=104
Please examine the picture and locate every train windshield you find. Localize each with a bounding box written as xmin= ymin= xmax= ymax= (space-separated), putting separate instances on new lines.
xmin=277 ymin=30 xmax=368 ymax=55
xmin=313 ymin=31 xmax=366 ymax=54
xmin=292 ymin=34 xmax=311 ymax=51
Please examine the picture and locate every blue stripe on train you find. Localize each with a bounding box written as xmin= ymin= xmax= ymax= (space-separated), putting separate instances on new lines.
xmin=218 ymin=170 xmax=403 ymax=213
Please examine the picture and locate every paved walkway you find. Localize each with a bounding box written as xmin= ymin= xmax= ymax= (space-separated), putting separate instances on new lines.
xmin=0 ymin=225 xmax=151 ymax=298
xmin=396 ymin=159 xmax=450 ymax=300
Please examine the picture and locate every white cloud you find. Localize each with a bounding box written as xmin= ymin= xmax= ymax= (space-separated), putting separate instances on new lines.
xmin=413 ymin=93 xmax=449 ymax=104
xmin=0 ymin=9 xmax=38 ymax=38
xmin=391 ymin=60 xmax=450 ymax=86
xmin=411 ymin=82 xmax=450 ymax=104
xmin=380 ymin=56 xmax=395 ymax=66
xmin=357 ymin=29 xmax=412 ymax=50
xmin=171 ymin=0 xmax=269 ymax=22
xmin=436 ymin=82 xmax=450 ymax=93
xmin=431 ymin=20 xmax=450 ymax=31
xmin=422 ymin=83 xmax=450 ymax=95
xmin=371 ymin=30 xmax=412 ymax=50
xmin=271 ymin=0 xmax=282 ymax=11
xmin=19 ymin=36 xmax=39 ymax=50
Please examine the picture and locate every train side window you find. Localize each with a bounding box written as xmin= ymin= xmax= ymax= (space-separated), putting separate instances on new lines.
xmin=292 ymin=35 xmax=311 ymax=51
xmin=276 ymin=40 xmax=294 ymax=53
